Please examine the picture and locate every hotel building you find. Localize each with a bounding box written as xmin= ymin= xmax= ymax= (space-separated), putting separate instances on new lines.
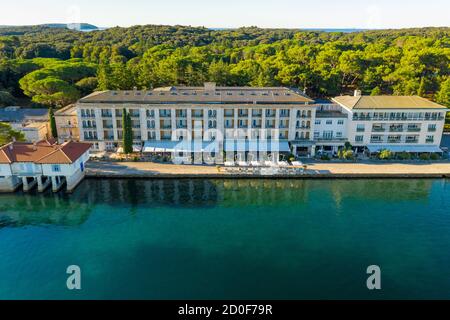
xmin=76 ymin=83 xmax=317 ymax=160
xmin=332 ymin=94 xmax=447 ymax=154
xmin=74 ymin=83 xmax=447 ymax=160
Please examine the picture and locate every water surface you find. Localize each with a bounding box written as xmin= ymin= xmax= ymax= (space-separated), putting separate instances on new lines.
xmin=1 ymin=178 xmax=450 ymax=299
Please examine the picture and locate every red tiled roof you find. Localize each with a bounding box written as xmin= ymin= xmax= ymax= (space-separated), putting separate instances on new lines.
xmin=0 ymin=141 xmax=92 ymax=164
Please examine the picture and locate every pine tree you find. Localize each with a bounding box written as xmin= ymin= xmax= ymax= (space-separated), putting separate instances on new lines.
xmin=49 ymin=107 xmax=58 ymax=138
xmin=417 ymin=77 xmax=426 ymax=97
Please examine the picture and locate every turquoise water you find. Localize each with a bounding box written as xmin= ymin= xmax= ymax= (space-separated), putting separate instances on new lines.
xmin=1 ymin=178 xmax=450 ymax=300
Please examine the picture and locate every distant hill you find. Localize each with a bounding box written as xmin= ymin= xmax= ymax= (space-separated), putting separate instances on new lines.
xmin=0 ymin=23 xmax=100 ymax=31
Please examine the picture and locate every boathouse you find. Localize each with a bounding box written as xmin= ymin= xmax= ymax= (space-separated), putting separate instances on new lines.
xmin=0 ymin=139 xmax=92 ymax=193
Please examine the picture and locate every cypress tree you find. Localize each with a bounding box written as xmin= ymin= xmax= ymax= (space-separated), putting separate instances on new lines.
xmin=49 ymin=107 xmax=58 ymax=138
xmin=122 ymin=108 xmax=133 ymax=154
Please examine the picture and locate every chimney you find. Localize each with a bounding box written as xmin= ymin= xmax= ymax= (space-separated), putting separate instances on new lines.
xmin=204 ymin=82 xmax=216 ymax=92
xmin=354 ymin=90 xmax=362 ymax=97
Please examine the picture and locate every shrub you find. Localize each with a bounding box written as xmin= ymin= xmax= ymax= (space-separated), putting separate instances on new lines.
xmin=342 ymin=150 xmax=354 ymax=160
xmin=419 ymin=153 xmax=430 ymax=160
xmin=320 ymin=154 xmax=330 ymax=161
xmin=397 ymin=152 xmax=411 ymax=160
xmin=430 ymin=153 xmax=440 ymax=160
xmin=378 ymin=149 xmax=393 ymax=160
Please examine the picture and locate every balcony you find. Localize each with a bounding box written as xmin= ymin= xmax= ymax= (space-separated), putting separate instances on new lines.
xmin=101 ymin=112 xmax=112 ymax=118
xmin=159 ymin=112 xmax=171 ymax=118
xmin=177 ymin=124 xmax=187 ymax=129
xmin=387 ymin=140 xmax=401 ymax=144
xmin=428 ymin=128 xmax=437 ymax=132
xmin=160 ymin=124 xmax=172 ymax=129
xmin=370 ymin=139 xmax=384 ymax=144
xmin=389 ymin=127 xmax=404 ymax=132
xmin=372 ymin=127 xmax=386 ymax=132
xmin=407 ymin=127 xmax=421 ymax=132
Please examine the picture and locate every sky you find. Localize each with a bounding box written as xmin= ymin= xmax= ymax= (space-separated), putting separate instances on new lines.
xmin=1 ymin=0 xmax=449 ymax=29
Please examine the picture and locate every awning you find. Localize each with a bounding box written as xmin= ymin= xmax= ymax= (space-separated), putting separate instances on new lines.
xmin=367 ymin=145 xmax=443 ymax=153
xmin=143 ymin=141 xmax=221 ymax=153
xmin=224 ymin=140 xmax=290 ymax=152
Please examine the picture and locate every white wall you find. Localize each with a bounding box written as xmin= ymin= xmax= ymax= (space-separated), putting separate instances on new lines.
xmin=0 ymin=164 xmax=12 ymax=176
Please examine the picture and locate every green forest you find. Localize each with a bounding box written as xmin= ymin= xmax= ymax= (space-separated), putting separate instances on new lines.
xmin=0 ymin=25 xmax=449 ymax=110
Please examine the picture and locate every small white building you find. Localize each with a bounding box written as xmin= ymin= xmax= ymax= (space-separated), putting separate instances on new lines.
xmin=0 ymin=140 xmax=92 ymax=193
xmin=21 ymin=122 xmax=49 ymax=142
xmin=0 ymin=107 xmax=50 ymax=143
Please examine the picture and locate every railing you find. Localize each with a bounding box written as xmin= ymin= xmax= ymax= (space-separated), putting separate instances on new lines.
xmin=177 ymin=124 xmax=187 ymax=129
xmin=428 ymin=128 xmax=437 ymax=132
xmin=372 ymin=128 xmax=386 ymax=132
xmin=103 ymin=124 xmax=114 ymax=129
xmin=405 ymin=140 xmax=419 ymax=144
xmin=387 ymin=140 xmax=401 ymax=144
xmin=161 ymin=125 xmax=172 ymax=129
xmin=426 ymin=139 xmax=435 ymax=143
xmin=354 ymin=116 xmax=445 ymax=121
xmin=407 ymin=127 xmax=421 ymax=132
xmin=389 ymin=128 xmax=404 ymax=132
xmin=296 ymin=126 xmax=311 ymax=129
xmin=101 ymin=113 xmax=112 ymax=118
xmin=370 ymin=140 xmax=384 ymax=144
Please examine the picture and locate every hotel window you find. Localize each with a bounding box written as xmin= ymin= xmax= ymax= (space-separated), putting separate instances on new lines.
xmin=426 ymin=135 xmax=434 ymax=143
xmin=355 ymin=135 xmax=364 ymax=142
xmin=428 ymin=124 xmax=437 ymax=132
xmin=356 ymin=124 xmax=365 ymax=132
xmin=52 ymin=165 xmax=61 ymax=173
xmin=314 ymin=132 xmax=320 ymax=139
xmin=280 ymin=109 xmax=290 ymax=117
xmin=326 ymin=120 xmax=332 ymax=125
xmin=315 ymin=120 xmax=321 ymax=125
xmin=338 ymin=120 xmax=344 ymax=125
xmin=336 ymin=132 xmax=343 ymax=138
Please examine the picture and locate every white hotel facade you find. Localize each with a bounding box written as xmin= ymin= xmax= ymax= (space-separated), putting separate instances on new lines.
xmin=75 ymin=83 xmax=447 ymax=160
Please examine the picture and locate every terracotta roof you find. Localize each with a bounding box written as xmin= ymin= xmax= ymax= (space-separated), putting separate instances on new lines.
xmin=0 ymin=141 xmax=91 ymax=164
xmin=78 ymin=85 xmax=313 ymax=105
xmin=333 ymin=95 xmax=448 ymax=110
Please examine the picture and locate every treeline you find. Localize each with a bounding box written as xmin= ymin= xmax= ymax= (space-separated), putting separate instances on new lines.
xmin=0 ymin=25 xmax=449 ymax=108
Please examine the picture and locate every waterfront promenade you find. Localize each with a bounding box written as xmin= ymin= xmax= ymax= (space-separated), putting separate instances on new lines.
xmin=86 ymin=161 xmax=450 ymax=179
